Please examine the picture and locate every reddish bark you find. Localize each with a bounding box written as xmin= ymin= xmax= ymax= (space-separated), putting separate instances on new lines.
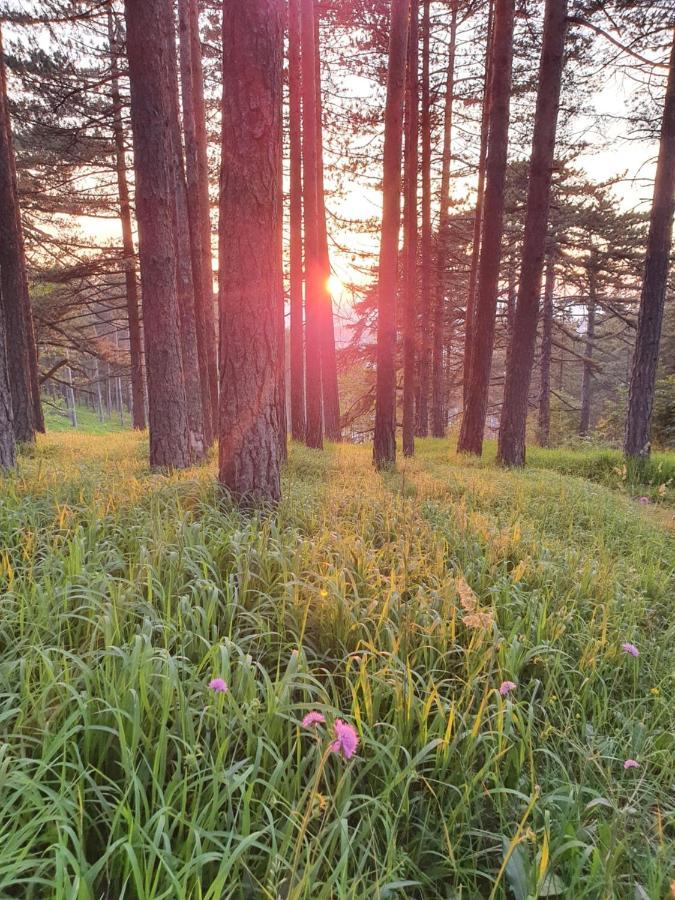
xmin=124 ymin=0 xmax=191 ymax=468
xmin=373 ymin=0 xmax=410 ymax=469
xmin=218 ymin=0 xmax=283 ymax=503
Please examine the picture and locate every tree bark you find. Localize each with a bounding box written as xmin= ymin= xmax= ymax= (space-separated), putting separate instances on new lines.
xmin=107 ymin=7 xmax=146 ymax=431
xmin=124 ymin=0 xmax=191 ymax=469
xmin=497 ymin=0 xmax=567 ymax=466
xmin=314 ymin=5 xmax=341 ymax=442
xmin=373 ymin=0 xmax=410 ymax=469
xmin=301 ymin=0 xmax=323 ymax=449
xmin=458 ymin=0 xmax=514 ymax=455
xmin=0 ymin=24 xmax=39 ymax=443
xmin=416 ymin=0 xmax=432 ymax=437
xmin=579 ymin=253 xmax=597 ymax=436
xmin=218 ymin=0 xmax=283 ymax=503
xmin=402 ymin=0 xmax=419 ymax=457
xmin=624 ymin=28 xmax=675 ymax=458
xmin=462 ymin=0 xmax=494 ymax=410
xmin=289 ymin=0 xmax=306 ymax=442
xmin=432 ymin=0 xmax=458 ymax=437
xmin=537 ymin=251 xmax=554 ymax=446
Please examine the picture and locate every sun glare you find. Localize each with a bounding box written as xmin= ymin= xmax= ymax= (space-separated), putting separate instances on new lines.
xmin=327 ymin=273 xmax=343 ymax=297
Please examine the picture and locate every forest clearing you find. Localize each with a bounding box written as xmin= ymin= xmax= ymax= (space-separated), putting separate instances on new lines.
xmin=0 ymin=430 xmax=672 ymax=897
xmin=0 ymin=0 xmax=674 ymax=895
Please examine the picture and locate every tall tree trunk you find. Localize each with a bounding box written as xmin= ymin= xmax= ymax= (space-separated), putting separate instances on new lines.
xmin=219 ymin=0 xmax=283 ymax=503
xmin=402 ymin=0 xmax=419 ymax=457
xmin=107 ymin=7 xmax=146 ymax=431
xmin=497 ymin=0 xmax=567 ymax=466
xmin=458 ymin=0 xmax=514 ymax=455
xmin=178 ymin=0 xmax=215 ymax=447
xmin=124 ymin=0 xmax=191 ymax=469
xmin=462 ymin=0 xmax=494 ymax=410
xmin=301 ymin=0 xmax=323 ymax=449
xmin=373 ymin=0 xmax=410 ymax=469
xmin=0 ymin=24 xmax=39 ymax=443
xmin=0 ymin=303 xmax=15 ymax=469
xmin=289 ymin=0 xmax=306 ymax=442
xmin=432 ymin=0 xmax=458 ymax=437
xmin=624 ymin=29 xmax=675 ymax=458
xmin=416 ymin=0 xmax=432 ymax=437
xmin=314 ymin=5 xmax=341 ymax=441
xmin=168 ymin=8 xmax=206 ymax=461
xmin=579 ymin=254 xmax=597 ymax=436
xmin=537 ymin=251 xmax=554 ymax=446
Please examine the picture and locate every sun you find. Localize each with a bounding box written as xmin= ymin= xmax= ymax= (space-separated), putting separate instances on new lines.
xmin=326 ymin=273 xmax=343 ymax=297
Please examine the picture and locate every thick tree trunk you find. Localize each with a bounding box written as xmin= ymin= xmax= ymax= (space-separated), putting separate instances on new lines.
xmin=416 ymin=0 xmax=432 ymax=437
xmin=289 ymin=0 xmax=306 ymax=442
xmin=624 ymin=29 xmax=675 ymax=458
xmin=314 ymin=6 xmax=341 ymax=442
xmin=497 ymin=0 xmax=567 ymax=466
xmin=432 ymin=1 xmax=457 ymax=438
xmin=167 ymin=8 xmax=206 ymax=461
xmin=462 ymin=0 xmax=494 ymax=410
xmin=402 ymin=0 xmax=419 ymax=458
xmin=124 ymin=0 xmax=191 ymax=469
xmin=579 ymin=256 xmax=597 ymax=436
xmin=178 ymin=0 xmax=213 ymax=447
xmin=218 ymin=0 xmax=283 ymax=503
xmin=373 ymin=0 xmax=410 ymax=469
xmin=0 ymin=24 xmax=39 ymax=444
xmin=458 ymin=0 xmax=514 ymax=455
xmin=537 ymin=252 xmax=554 ymax=446
xmin=300 ymin=0 xmax=323 ymax=449
xmin=0 ymin=303 xmax=15 ymax=469
xmin=107 ymin=8 xmax=146 ymax=431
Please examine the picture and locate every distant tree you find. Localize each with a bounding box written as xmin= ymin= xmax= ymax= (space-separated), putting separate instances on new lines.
xmin=0 ymin=301 xmax=14 ymax=468
xmin=416 ymin=0 xmax=432 ymax=438
xmin=107 ymin=7 xmax=146 ymax=431
xmin=458 ymin=0 xmax=514 ymax=455
xmin=625 ymin=28 xmax=675 ymax=459
xmin=301 ymin=0 xmax=324 ymax=450
xmin=314 ymin=4 xmax=341 ymax=442
xmin=401 ymin=0 xmax=418 ymax=458
xmin=124 ymin=0 xmax=191 ymax=468
xmin=537 ymin=249 xmax=555 ymax=446
xmin=178 ymin=0 xmax=217 ymax=445
xmin=219 ymin=0 xmax=283 ymax=503
xmin=373 ymin=0 xmax=410 ymax=469
xmin=431 ymin=0 xmax=458 ymax=437
xmin=289 ymin=0 xmax=306 ymax=443
xmin=497 ymin=0 xmax=568 ymax=466
xmin=0 ymin=23 xmax=42 ymax=444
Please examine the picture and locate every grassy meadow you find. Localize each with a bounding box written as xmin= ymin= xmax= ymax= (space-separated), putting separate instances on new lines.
xmin=0 ymin=431 xmax=673 ymax=898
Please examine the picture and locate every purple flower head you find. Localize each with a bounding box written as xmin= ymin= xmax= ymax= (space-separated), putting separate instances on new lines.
xmin=329 ymin=719 xmax=359 ymax=759
xmin=208 ymin=678 xmax=228 ymax=693
xmin=623 ymin=758 xmax=639 ymax=769
xmin=621 ymin=642 xmax=639 ymax=658
xmin=499 ymin=680 xmax=517 ymax=697
xmin=301 ymin=711 xmax=326 ymax=729
xmin=638 ymin=496 xmax=651 ymax=505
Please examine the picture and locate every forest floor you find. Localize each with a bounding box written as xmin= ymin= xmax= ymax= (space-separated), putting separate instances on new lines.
xmin=0 ymin=432 xmax=673 ymax=898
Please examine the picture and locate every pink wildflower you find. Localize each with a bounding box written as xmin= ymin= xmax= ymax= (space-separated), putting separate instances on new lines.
xmin=301 ymin=711 xmax=326 ymax=729
xmin=208 ymin=678 xmax=228 ymax=693
xmin=623 ymin=758 xmax=639 ymax=769
xmin=499 ymin=680 xmax=517 ymax=697
xmin=638 ymin=496 xmax=651 ymax=505
xmin=329 ymin=719 xmax=359 ymax=759
xmin=621 ymin=642 xmax=639 ymax=658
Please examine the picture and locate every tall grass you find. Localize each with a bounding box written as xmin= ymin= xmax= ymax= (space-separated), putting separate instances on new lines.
xmin=0 ymin=433 xmax=672 ymax=898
